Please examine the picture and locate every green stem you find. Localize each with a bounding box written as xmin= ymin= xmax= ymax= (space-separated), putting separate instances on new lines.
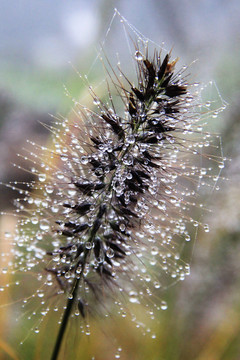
xmin=50 ymin=277 xmax=80 ymax=360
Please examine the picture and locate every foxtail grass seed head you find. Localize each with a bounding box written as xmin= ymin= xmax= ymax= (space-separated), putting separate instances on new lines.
xmin=0 ymin=10 xmax=226 ymax=359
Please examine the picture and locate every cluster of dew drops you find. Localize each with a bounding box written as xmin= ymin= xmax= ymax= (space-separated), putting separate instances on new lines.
xmin=0 ymin=10 xmax=228 ymax=360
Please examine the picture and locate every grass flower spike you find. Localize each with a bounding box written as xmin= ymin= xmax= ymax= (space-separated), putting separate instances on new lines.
xmin=0 ymin=11 xmax=226 ymax=360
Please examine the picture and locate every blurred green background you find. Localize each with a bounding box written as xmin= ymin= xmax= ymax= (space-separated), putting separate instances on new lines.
xmin=0 ymin=1 xmax=240 ymax=359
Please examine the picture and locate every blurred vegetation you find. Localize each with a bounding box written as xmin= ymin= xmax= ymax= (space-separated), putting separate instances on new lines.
xmin=0 ymin=2 xmax=240 ymax=359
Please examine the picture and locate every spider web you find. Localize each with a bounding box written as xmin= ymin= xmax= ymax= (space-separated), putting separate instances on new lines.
xmin=0 ymin=8 xmax=227 ymax=360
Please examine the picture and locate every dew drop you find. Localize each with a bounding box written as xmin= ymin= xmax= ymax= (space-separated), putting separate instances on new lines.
xmin=31 ymin=217 xmax=38 ymax=225
xmin=200 ymin=168 xmax=207 ymax=176
xmin=154 ymin=281 xmax=161 ymax=289
xmin=38 ymin=174 xmax=46 ymax=182
xmin=145 ymin=275 xmax=151 ymax=282
xmin=51 ymin=206 xmax=59 ymax=213
xmin=106 ymin=248 xmax=115 ymax=258
xmin=119 ymin=223 xmax=125 ymax=232
xmin=37 ymin=291 xmax=44 ymax=298
xmin=85 ymin=242 xmax=92 ymax=250
xmin=57 ymin=173 xmax=64 ymax=180
xmin=60 ymin=154 xmax=68 ymax=161
xmin=65 ymin=272 xmax=71 ymax=279
xmin=126 ymin=135 xmax=135 ymax=144
xmin=81 ymin=156 xmax=89 ymax=165
xmin=185 ymin=235 xmax=191 ymax=242
xmin=93 ymin=98 xmax=100 ymax=106
xmin=46 ymin=185 xmax=54 ymax=194
xmin=135 ymin=51 xmax=143 ymax=61
xmin=68 ymin=189 xmax=77 ymax=197
xmin=160 ymin=301 xmax=168 ymax=310
xmin=40 ymin=220 xmax=50 ymax=231
xmin=204 ymin=224 xmax=210 ymax=232
xmin=129 ymin=297 xmax=140 ymax=304
xmin=151 ymin=246 xmax=158 ymax=256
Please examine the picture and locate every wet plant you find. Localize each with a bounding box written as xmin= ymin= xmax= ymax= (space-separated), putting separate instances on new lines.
xmin=0 ymin=10 xmax=226 ymax=360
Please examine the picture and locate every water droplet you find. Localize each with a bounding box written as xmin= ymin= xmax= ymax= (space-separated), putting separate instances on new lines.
xmin=160 ymin=301 xmax=168 ymax=310
xmin=51 ymin=206 xmax=59 ymax=213
xmin=38 ymin=174 xmax=46 ymax=182
xmin=37 ymin=291 xmax=44 ymax=298
xmin=185 ymin=235 xmax=191 ymax=242
xmin=119 ymin=223 xmax=125 ymax=232
xmin=126 ymin=135 xmax=135 ymax=144
xmin=81 ymin=156 xmax=89 ymax=165
xmin=40 ymin=220 xmax=50 ymax=231
xmin=135 ymin=51 xmax=143 ymax=61
xmin=53 ymin=254 xmax=60 ymax=262
xmin=145 ymin=275 xmax=151 ymax=282
xmin=46 ymin=185 xmax=54 ymax=194
xmin=154 ymin=282 xmax=161 ymax=289
xmin=57 ymin=173 xmax=64 ymax=180
xmin=200 ymin=168 xmax=207 ymax=176
xmin=151 ymin=246 xmax=158 ymax=256
xmin=129 ymin=297 xmax=140 ymax=304
xmin=68 ymin=189 xmax=77 ymax=196
xmin=31 ymin=217 xmax=38 ymax=225
xmin=106 ymin=248 xmax=115 ymax=258
xmin=204 ymin=224 xmax=209 ymax=232
xmin=60 ymin=154 xmax=68 ymax=162
xmin=93 ymin=98 xmax=100 ymax=106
